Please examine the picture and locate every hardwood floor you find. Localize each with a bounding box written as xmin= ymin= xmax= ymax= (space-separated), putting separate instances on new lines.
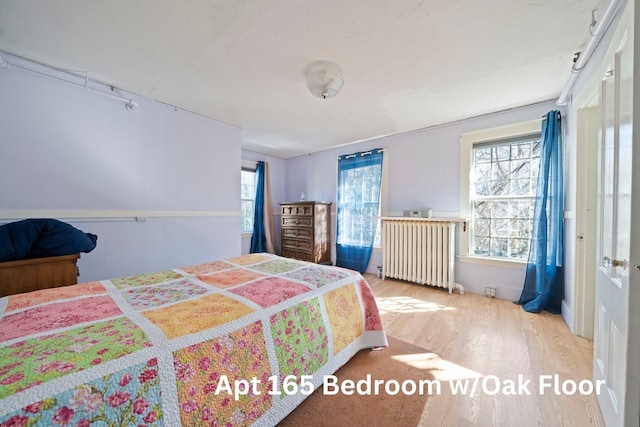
xmin=364 ymin=274 xmax=605 ymax=427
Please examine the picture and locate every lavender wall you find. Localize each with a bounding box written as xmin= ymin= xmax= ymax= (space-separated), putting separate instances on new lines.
xmin=285 ymin=100 xmax=563 ymax=300
xmin=0 ymin=53 xmax=572 ymax=307
xmin=0 ymin=53 xmax=242 ymax=282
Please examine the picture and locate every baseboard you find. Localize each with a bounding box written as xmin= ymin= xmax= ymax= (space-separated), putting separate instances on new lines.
xmin=460 ymin=282 xmax=521 ymax=302
xmin=561 ymin=300 xmax=573 ymax=333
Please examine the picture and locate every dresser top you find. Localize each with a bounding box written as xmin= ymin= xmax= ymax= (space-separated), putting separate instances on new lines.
xmin=280 ymin=201 xmax=332 ymax=205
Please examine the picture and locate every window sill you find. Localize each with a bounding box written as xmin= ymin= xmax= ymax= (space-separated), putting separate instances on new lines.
xmin=458 ymin=255 xmax=527 ymax=269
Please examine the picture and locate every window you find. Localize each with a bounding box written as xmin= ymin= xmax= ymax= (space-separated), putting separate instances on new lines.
xmin=241 ymin=168 xmax=256 ymax=232
xmin=471 ymin=135 xmax=541 ymax=259
xmin=459 ymin=119 xmax=542 ymax=264
xmin=337 ymin=150 xmax=384 ymax=247
xmin=335 ymin=149 xmax=385 ymax=273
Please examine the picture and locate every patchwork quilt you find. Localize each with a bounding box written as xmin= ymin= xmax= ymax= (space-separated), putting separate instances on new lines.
xmin=0 ymin=253 xmax=387 ymax=426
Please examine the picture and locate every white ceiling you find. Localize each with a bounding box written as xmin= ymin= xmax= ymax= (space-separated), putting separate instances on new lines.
xmin=0 ymin=0 xmax=601 ymax=159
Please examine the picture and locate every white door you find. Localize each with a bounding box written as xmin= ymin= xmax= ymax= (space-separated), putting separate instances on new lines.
xmin=593 ymin=16 xmax=634 ymax=427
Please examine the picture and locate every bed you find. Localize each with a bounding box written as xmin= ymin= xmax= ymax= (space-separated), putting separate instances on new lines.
xmin=0 ymin=253 xmax=387 ymax=426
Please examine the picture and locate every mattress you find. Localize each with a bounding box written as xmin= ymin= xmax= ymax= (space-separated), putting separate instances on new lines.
xmin=0 ymin=253 xmax=387 ymax=426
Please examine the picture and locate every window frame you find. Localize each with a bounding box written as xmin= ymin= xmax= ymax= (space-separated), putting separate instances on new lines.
xmin=240 ymin=160 xmax=258 ymax=234
xmin=459 ymin=119 xmax=541 ymax=268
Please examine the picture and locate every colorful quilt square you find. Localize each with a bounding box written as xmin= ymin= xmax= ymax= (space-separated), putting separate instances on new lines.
xmin=226 ymin=253 xmax=272 ymax=266
xmin=173 ymin=321 xmax=272 ymax=426
xmin=143 ymin=294 xmax=253 ymax=339
xmin=110 ymin=271 xmax=183 ymax=289
xmin=197 ymin=269 xmax=265 ymax=289
xmin=0 ymin=317 xmax=151 ymax=399
xmin=0 ymin=296 xmax=122 ymax=343
xmin=323 ymin=283 xmax=363 ymax=355
xmin=0 ymin=358 xmax=162 ymax=426
xmin=248 ymin=259 xmax=302 ymax=275
xmin=5 ymin=282 xmax=106 ymax=312
xmin=121 ymin=279 xmax=209 ymax=310
xmin=329 ymin=266 xmax=361 ymax=276
xmin=269 ymin=299 xmax=328 ymax=383
xmin=179 ymin=260 xmax=234 ymax=275
xmin=283 ymin=266 xmax=349 ymax=288
xmin=357 ymin=279 xmax=384 ymax=331
xmin=230 ymin=277 xmax=311 ymax=308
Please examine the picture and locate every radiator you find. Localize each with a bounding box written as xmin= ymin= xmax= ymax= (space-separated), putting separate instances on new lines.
xmin=381 ymin=218 xmax=464 ymax=294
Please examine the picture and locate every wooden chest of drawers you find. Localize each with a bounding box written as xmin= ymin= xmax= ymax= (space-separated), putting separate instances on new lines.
xmin=0 ymin=254 xmax=80 ymax=297
xmin=280 ymin=201 xmax=332 ymax=264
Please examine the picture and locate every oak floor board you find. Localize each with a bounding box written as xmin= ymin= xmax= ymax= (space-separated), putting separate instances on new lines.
xmin=363 ymin=274 xmax=605 ymax=427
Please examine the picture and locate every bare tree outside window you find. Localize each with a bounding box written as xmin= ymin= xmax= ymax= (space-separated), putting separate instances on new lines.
xmin=241 ymin=169 xmax=256 ymax=232
xmin=337 ymin=162 xmax=382 ymax=247
xmin=471 ymin=135 xmax=541 ymax=260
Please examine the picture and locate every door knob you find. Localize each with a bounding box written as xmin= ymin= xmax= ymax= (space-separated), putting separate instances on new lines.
xmin=603 ymin=257 xmax=627 ymax=269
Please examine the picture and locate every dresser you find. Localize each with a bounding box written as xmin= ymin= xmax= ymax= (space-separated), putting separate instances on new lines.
xmin=0 ymin=254 xmax=80 ymax=297
xmin=280 ymin=201 xmax=332 ymax=264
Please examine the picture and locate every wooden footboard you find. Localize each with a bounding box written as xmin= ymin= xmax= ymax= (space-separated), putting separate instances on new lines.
xmin=0 ymin=254 xmax=79 ymax=297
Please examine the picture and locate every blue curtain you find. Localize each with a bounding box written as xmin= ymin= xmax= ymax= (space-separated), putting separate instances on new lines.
xmin=516 ymin=110 xmax=564 ymax=313
xmin=250 ymin=161 xmax=266 ymax=253
xmin=336 ymin=149 xmax=384 ymax=273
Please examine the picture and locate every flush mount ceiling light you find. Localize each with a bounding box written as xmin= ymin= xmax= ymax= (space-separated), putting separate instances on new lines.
xmin=303 ymin=60 xmax=344 ymax=99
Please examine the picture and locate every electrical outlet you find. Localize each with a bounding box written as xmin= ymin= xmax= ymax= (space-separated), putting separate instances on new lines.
xmin=485 ymin=287 xmax=496 ymax=298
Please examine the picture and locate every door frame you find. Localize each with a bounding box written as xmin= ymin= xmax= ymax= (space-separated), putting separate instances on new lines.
xmin=572 ymin=100 xmax=599 ymax=340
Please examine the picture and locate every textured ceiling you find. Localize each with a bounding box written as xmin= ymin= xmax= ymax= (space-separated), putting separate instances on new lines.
xmin=0 ymin=0 xmax=601 ymax=158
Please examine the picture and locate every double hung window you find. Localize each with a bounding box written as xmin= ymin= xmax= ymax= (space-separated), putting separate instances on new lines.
xmin=460 ymin=120 xmax=542 ymax=264
xmin=470 ymin=135 xmax=541 ymax=260
xmin=336 ymin=149 xmax=384 ymax=272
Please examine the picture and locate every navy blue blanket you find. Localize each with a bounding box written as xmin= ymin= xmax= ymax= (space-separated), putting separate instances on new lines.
xmin=0 ymin=219 xmax=97 ymax=262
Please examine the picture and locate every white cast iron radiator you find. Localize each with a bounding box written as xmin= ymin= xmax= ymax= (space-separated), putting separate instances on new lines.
xmin=381 ymin=217 xmax=464 ymax=294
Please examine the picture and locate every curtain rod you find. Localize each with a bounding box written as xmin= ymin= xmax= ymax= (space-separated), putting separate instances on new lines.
xmin=339 ymin=148 xmax=386 ymax=160
xmin=0 ymin=51 xmax=138 ymax=112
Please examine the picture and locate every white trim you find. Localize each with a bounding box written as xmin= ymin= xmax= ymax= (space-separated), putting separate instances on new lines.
xmin=385 ymin=211 xmax=461 ymax=219
xmin=572 ymin=105 xmax=599 ymax=339
xmin=0 ymin=210 xmax=240 ymax=222
xmin=459 ymin=119 xmax=542 ymax=264
xmin=458 ymin=255 xmax=527 ymax=269
xmin=380 ymin=148 xmax=389 ymax=217
xmin=241 ymin=159 xmax=258 ymax=170
xmin=380 ymin=216 xmax=465 ymax=223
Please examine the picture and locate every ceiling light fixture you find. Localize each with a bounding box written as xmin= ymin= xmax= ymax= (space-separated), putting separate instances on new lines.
xmin=304 ymin=60 xmax=344 ymax=99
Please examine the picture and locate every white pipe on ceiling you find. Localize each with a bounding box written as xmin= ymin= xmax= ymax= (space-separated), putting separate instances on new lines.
xmin=0 ymin=51 xmax=138 ymax=112
xmin=556 ymin=0 xmax=626 ymax=105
